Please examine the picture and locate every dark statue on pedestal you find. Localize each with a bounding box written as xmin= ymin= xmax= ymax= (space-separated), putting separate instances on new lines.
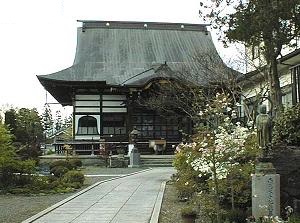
xmin=255 ymin=104 xmax=275 ymax=173
xmin=252 ymin=103 xmax=280 ymax=219
xmin=256 ymin=104 xmax=272 ymax=159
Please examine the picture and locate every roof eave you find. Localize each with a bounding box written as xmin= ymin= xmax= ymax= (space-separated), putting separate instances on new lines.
xmin=37 ymin=76 xmax=107 ymax=105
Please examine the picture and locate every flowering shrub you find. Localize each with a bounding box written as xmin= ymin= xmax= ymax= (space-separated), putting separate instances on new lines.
xmin=176 ymin=93 xmax=258 ymax=182
xmin=189 ymin=122 xmax=254 ymax=180
xmin=173 ymin=143 xmax=203 ymax=201
xmin=173 ymin=93 xmax=259 ymax=221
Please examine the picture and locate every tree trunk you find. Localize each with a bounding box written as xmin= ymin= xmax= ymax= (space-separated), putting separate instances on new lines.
xmin=268 ymin=57 xmax=282 ymax=117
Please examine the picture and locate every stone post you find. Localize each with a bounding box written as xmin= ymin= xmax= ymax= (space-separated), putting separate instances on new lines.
xmin=91 ymin=144 xmax=95 ymax=156
xmin=129 ymin=146 xmax=140 ymax=168
xmin=252 ymin=162 xmax=280 ymax=219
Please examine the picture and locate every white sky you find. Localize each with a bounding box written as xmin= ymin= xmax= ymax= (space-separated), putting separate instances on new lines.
xmin=0 ymin=0 xmax=242 ymax=115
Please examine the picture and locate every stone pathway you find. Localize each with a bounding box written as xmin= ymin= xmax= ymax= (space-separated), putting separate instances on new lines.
xmin=23 ymin=167 xmax=175 ymax=223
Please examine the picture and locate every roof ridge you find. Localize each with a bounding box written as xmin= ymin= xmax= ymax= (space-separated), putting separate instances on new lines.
xmin=78 ymin=20 xmax=209 ymax=32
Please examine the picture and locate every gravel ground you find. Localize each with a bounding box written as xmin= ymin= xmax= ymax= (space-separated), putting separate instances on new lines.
xmin=0 ymin=167 xmax=147 ymax=223
xmin=159 ymin=181 xmax=202 ymax=223
xmin=0 ymin=193 xmax=73 ymax=223
xmin=159 ymin=181 xmax=187 ymax=223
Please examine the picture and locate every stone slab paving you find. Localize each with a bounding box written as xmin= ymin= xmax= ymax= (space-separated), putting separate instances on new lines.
xmin=23 ymin=167 xmax=175 ymax=223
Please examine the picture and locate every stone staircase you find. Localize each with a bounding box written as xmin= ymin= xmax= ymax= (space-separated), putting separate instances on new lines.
xmin=140 ymin=155 xmax=174 ymax=167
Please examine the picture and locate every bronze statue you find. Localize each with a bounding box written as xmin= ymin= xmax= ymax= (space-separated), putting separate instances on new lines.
xmin=256 ymin=104 xmax=272 ymax=159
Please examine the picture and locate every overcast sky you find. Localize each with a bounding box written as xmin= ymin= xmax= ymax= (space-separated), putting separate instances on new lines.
xmin=0 ymin=0 xmax=242 ymax=115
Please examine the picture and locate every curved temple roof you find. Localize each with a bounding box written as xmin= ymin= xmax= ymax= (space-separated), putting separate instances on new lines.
xmin=37 ymin=20 xmax=227 ymax=104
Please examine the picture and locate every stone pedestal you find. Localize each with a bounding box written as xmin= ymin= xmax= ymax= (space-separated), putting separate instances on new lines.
xmin=129 ymin=147 xmax=140 ymax=168
xmin=252 ymin=162 xmax=280 ymax=219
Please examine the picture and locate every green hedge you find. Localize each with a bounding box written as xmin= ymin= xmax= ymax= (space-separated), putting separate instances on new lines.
xmin=273 ymin=104 xmax=300 ymax=145
xmin=62 ymin=170 xmax=85 ymax=185
xmin=49 ymin=160 xmax=72 ymax=171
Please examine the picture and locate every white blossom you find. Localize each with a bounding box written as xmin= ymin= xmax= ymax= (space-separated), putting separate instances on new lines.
xmin=177 ymin=93 xmax=256 ymax=182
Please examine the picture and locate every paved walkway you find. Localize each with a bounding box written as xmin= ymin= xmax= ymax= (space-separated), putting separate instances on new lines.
xmin=23 ymin=167 xmax=175 ymax=223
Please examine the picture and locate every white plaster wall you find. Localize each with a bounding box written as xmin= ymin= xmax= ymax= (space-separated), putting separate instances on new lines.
xmin=242 ymin=72 xmax=292 ymax=114
xmin=279 ymin=72 xmax=292 ymax=88
xmin=75 ymin=135 xmax=101 ymax=140
xmin=102 ymin=108 xmax=127 ymax=113
xmin=75 ymin=107 xmax=100 ymax=113
xmin=243 ymin=85 xmax=268 ymax=99
xmin=102 ymin=95 xmax=126 ymax=100
xmin=75 ymin=95 xmax=100 ymax=100
xmin=103 ymin=101 xmax=125 ymax=106
xmin=75 ymin=101 xmax=100 ymax=106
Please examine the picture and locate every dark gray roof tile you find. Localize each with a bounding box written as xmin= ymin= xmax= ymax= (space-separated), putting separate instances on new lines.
xmin=38 ymin=21 xmax=223 ymax=86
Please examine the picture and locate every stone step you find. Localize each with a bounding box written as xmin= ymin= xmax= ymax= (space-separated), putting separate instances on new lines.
xmin=140 ymin=156 xmax=174 ymax=167
xmin=140 ymin=155 xmax=175 ymax=159
xmin=141 ymin=160 xmax=173 ymax=164
xmin=141 ymin=157 xmax=174 ymax=161
xmin=141 ymin=163 xmax=173 ymax=167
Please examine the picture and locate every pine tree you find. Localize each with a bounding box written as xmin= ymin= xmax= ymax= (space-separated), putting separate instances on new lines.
xmin=55 ymin=110 xmax=62 ymax=132
xmin=4 ymin=108 xmax=17 ymax=135
xmin=41 ymin=104 xmax=53 ymax=138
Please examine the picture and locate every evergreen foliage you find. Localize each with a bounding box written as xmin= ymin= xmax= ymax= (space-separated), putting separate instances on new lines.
xmin=4 ymin=108 xmax=17 ymax=136
xmin=62 ymin=170 xmax=85 ymax=185
xmin=55 ymin=110 xmax=63 ymax=132
xmin=200 ymin=0 xmax=300 ymax=112
xmin=41 ymin=104 xmax=54 ymax=137
xmin=4 ymin=108 xmax=43 ymax=144
xmin=272 ymin=104 xmax=300 ymax=145
xmin=0 ymin=123 xmax=36 ymax=187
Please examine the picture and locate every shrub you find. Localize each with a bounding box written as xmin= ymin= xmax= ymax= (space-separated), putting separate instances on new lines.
xmin=174 ymin=170 xmax=198 ymax=201
xmin=46 ymin=149 xmax=55 ymax=155
xmin=47 ymin=179 xmax=61 ymax=190
xmin=195 ymin=192 xmax=226 ymax=223
xmin=181 ymin=206 xmax=197 ymax=217
xmin=16 ymin=143 xmax=41 ymax=161
xmin=50 ymin=166 xmax=69 ymax=177
xmin=289 ymin=216 xmax=300 ymax=223
xmin=0 ymin=158 xmax=20 ymax=187
xmin=173 ymin=145 xmax=193 ymax=173
xmin=54 ymin=186 xmax=75 ymax=193
xmin=0 ymin=157 xmax=36 ymax=187
xmin=62 ymin=170 xmax=85 ymax=185
xmin=69 ymin=159 xmax=82 ymax=169
xmin=8 ymin=187 xmax=32 ymax=194
xmin=30 ymin=176 xmax=50 ymax=190
xmin=273 ymin=104 xmax=300 ymax=145
xmin=69 ymin=182 xmax=82 ymax=189
xmin=49 ymin=160 xmax=72 ymax=171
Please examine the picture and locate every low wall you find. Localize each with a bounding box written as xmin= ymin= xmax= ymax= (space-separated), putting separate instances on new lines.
xmin=39 ymin=155 xmax=108 ymax=166
xmin=39 ymin=155 xmax=129 ymax=167
xmin=271 ymin=146 xmax=300 ymax=213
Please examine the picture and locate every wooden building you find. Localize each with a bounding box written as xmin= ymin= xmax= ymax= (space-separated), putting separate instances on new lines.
xmin=37 ymin=20 xmax=226 ymax=154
